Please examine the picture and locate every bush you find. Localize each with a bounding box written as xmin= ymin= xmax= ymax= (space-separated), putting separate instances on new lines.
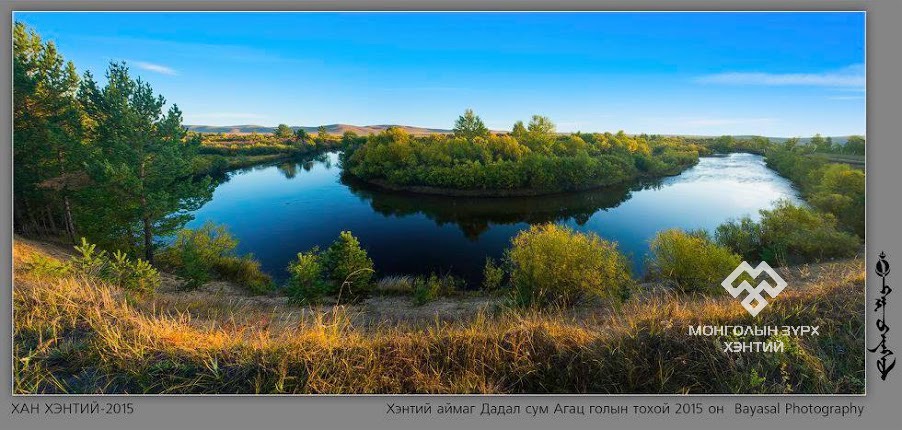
xmin=412 ymin=273 xmax=462 ymax=305
xmin=505 ymin=223 xmax=633 ymax=307
xmin=25 ymin=253 xmax=71 ymax=278
xmin=648 ymin=229 xmax=741 ymax=293
xmin=716 ymin=201 xmax=860 ymax=265
xmin=320 ymin=231 xmax=375 ymax=301
xmin=174 ymin=238 xmax=211 ymax=289
xmin=758 ymin=200 xmax=860 ymax=264
xmin=286 ymin=249 xmax=329 ymax=304
xmin=107 ymin=250 xmax=160 ymax=293
xmin=70 ymin=238 xmax=160 ymax=293
xmin=715 ymin=217 xmax=762 ymax=262
xmin=213 ymin=255 xmax=273 ymax=295
xmin=160 ymin=222 xmax=271 ymax=294
xmin=482 ymin=258 xmax=505 ymax=291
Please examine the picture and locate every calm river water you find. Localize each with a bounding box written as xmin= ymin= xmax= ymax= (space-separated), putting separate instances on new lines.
xmin=186 ymin=152 xmax=802 ymax=283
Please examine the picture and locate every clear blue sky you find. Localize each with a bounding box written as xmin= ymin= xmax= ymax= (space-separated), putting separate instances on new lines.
xmin=15 ymin=12 xmax=865 ymax=136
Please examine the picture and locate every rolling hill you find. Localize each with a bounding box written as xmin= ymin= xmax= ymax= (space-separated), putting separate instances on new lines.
xmin=185 ymin=124 xmax=859 ymax=144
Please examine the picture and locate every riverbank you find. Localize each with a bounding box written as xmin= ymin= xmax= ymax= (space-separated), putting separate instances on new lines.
xmin=14 ymin=237 xmax=864 ymax=394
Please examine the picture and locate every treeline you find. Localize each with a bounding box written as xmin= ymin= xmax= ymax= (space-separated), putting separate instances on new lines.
xmin=13 ymin=23 xmax=212 ymax=262
xmin=195 ymin=124 xmax=348 ymax=157
xmin=343 ymin=110 xmax=702 ymax=193
xmin=764 ymin=146 xmax=865 ymax=237
xmin=691 ymin=134 xmax=865 ymax=156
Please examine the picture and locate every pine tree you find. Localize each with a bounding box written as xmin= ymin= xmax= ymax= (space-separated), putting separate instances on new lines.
xmin=13 ymin=22 xmax=85 ymax=241
xmin=453 ymin=108 xmax=489 ymax=139
xmin=76 ymin=62 xmax=213 ymax=262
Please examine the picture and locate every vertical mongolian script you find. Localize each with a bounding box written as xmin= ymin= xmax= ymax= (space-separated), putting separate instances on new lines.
xmin=869 ymin=252 xmax=895 ymax=380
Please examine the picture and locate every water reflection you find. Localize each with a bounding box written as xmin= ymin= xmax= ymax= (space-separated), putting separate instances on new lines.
xmin=342 ymin=174 xmax=665 ymax=240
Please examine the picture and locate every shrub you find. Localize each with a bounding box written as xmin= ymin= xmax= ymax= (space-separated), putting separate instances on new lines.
xmin=161 ymin=222 xmax=271 ymax=294
xmin=648 ymin=229 xmax=741 ymax=293
xmin=213 ymin=255 xmax=273 ymax=295
xmin=758 ymin=200 xmax=859 ymax=264
xmin=25 ymin=253 xmax=71 ymax=278
xmin=71 ymin=238 xmax=108 ymax=278
xmin=165 ymin=221 xmax=238 ymax=266
xmin=286 ymin=249 xmax=329 ymax=304
xmin=69 ymin=238 xmax=160 ymax=293
xmin=505 ymin=223 xmax=633 ymax=307
xmin=107 ymin=250 xmax=160 ymax=293
xmin=175 ymin=238 xmax=211 ymax=289
xmin=412 ymin=273 xmax=462 ymax=305
xmin=320 ymin=231 xmax=375 ymax=301
xmin=482 ymin=258 xmax=505 ymax=291
xmin=716 ymin=201 xmax=860 ymax=265
xmin=715 ymin=216 xmax=762 ymax=261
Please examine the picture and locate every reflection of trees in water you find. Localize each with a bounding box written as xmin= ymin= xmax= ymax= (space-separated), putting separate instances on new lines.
xmin=211 ymin=152 xmax=337 ymax=187
xmin=343 ymin=174 xmax=664 ymax=240
xmin=278 ymin=153 xmax=333 ymax=178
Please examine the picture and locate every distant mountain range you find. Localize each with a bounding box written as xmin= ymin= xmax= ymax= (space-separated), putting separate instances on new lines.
xmin=184 ymin=124 xmax=858 ymax=144
xmin=186 ymin=124 xmax=453 ymax=136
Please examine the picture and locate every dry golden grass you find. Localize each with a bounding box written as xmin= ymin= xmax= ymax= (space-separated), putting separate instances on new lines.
xmin=13 ymin=240 xmax=864 ymax=394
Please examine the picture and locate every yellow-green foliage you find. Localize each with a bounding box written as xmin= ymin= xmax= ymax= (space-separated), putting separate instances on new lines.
xmin=482 ymin=258 xmax=505 ymax=291
xmin=159 ymin=222 xmax=272 ymax=294
xmin=716 ymin=200 xmax=860 ymax=265
xmin=765 ymin=147 xmax=865 ymax=237
xmin=344 ymin=121 xmax=699 ymax=192
xmin=67 ymin=238 xmax=160 ymax=293
xmin=649 ymin=229 xmax=741 ymax=293
xmin=13 ymin=240 xmax=864 ymax=394
xmin=506 ymin=224 xmax=633 ymax=307
xmin=412 ymin=273 xmax=463 ymax=305
xmin=285 ymin=248 xmax=328 ymax=304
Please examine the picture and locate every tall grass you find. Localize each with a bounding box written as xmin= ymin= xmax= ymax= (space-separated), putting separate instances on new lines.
xmin=14 ymin=240 xmax=864 ymax=394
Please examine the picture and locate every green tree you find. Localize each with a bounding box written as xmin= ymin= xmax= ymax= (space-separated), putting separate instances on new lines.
xmin=13 ymin=22 xmax=85 ymax=242
xmin=525 ymin=115 xmax=557 ymax=153
xmin=321 ymin=231 xmax=374 ymax=301
xmin=511 ymin=120 xmax=527 ymax=141
xmin=341 ymin=130 xmax=362 ymax=147
xmin=294 ymin=127 xmax=310 ymax=144
xmin=844 ymin=136 xmax=865 ymax=155
xmin=317 ymin=125 xmax=329 ymax=142
xmin=77 ymin=62 xmax=213 ymax=263
xmin=810 ymin=134 xmax=829 ymax=152
xmin=453 ymin=108 xmax=489 ymax=140
xmin=275 ymin=123 xmax=293 ymax=139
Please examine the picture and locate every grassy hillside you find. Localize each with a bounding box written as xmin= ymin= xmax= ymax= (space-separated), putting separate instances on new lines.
xmin=14 ymin=239 xmax=864 ymax=394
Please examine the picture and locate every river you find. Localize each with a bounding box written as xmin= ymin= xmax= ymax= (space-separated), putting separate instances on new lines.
xmin=186 ymin=152 xmax=802 ymax=284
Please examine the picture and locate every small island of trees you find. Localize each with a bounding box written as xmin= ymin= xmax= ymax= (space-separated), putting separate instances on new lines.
xmin=342 ymin=109 xmax=702 ymax=196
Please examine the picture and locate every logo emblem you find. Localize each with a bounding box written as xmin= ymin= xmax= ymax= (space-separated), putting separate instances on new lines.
xmin=721 ymin=261 xmax=787 ymax=317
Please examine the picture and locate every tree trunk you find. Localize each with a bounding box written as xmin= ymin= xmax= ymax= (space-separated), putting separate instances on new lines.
xmin=143 ymin=215 xmax=154 ymax=264
xmin=45 ymin=205 xmax=57 ymax=233
xmin=139 ymin=158 xmax=153 ymax=264
xmin=63 ymin=195 xmax=76 ymax=243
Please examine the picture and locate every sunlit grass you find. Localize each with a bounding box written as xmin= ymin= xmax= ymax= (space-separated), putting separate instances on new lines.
xmin=13 ymin=240 xmax=864 ymax=394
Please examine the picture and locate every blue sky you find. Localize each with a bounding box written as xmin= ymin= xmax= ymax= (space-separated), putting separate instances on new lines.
xmin=15 ymin=12 xmax=865 ymax=136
